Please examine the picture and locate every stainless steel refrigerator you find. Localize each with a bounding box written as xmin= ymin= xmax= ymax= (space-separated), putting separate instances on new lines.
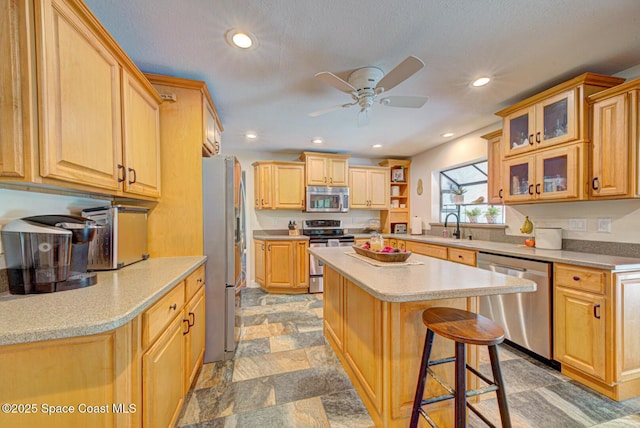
xmin=202 ymin=155 xmax=246 ymax=362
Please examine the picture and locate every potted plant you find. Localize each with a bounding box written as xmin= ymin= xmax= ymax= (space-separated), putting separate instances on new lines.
xmin=464 ymin=207 xmax=482 ymax=223
xmin=451 ymin=185 xmax=466 ymax=204
xmin=484 ymin=206 xmax=501 ymax=224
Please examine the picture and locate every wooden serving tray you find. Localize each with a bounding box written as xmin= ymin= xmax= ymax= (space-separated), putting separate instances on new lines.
xmin=351 ymin=245 xmax=412 ymax=263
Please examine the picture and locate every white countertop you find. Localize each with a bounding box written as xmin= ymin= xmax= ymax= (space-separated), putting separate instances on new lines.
xmin=308 ymin=247 xmax=536 ymax=303
xmin=0 ymin=256 xmax=206 ymax=346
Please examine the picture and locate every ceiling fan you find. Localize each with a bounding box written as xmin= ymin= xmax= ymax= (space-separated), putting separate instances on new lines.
xmin=309 ymin=56 xmax=429 ymax=126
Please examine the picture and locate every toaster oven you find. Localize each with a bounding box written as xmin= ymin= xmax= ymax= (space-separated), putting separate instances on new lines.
xmin=81 ymin=205 xmax=149 ymax=270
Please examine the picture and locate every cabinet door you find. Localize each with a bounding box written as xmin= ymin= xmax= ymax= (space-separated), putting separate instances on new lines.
xmin=502 ymin=155 xmax=535 ymax=203
xmin=38 ymin=0 xmax=122 ymax=191
xmin=486 ymin=131 xmax=503 ymax=204
xmin=143 ymin=314 xmax=185 ymax=428
xmin=273 ymin=163 xmax=304 ymax=209
xmin=184 ymin=287 xmax=205 ymax=391
xmin=254 ymin=239 xmax=265 ymax=285
xmin=0 ymin=0 xmax=29 ymax=178
xmin=328 ymin=158 xmax=348 ymax=186
xmin=349 ymin=168 xmax=369 ymax=208
xmin=203 ymin=100 xmax=218 ymax=156
xmin=306 ymin=155 xmax=327 ymax=186
xmin=122 ymin=71 xmax=161 ymax=198
xmin=554 ymin=286 xmax=607 ymax=381
xmin=254 ymin=164 xmax=272 ymax=209
xmin=368 ymin=168 xmax=389 ymax=208
xmin=503 ymin=106 xmax=535 ymax=157
xmin=535 ymin=144 xmax=580 ymax=201
xmin=323 ymin=266 xmax=344 ymax=349
xmin=266 ymin=241 xmax=293 ymax=287
xmin=536 ymin=89 xmax=577 ymax=149
xmin=295 ymin=240 xmax=309 ymax=287
xmin=591 ymin=92 xmax=630 ymax=198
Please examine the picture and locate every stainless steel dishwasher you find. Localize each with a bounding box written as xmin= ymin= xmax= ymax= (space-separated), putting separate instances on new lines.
xmin=477 ymin=252 xmax=552 ymax=360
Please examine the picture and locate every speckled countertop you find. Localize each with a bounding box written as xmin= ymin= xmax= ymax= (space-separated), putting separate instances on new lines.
xmin=0 ymin=256 xmax=206 ymax=346
xmin=253 ymin=231 xmax=309 ymax=241
xmin=308 ymin=247 xmax=535 ymax=303
xmin=355 ymin=234 xmax=640 ymax=271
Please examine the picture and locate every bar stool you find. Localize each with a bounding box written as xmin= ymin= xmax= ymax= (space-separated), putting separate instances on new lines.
xmin=410 ymin=307 xmax=511 ymax=428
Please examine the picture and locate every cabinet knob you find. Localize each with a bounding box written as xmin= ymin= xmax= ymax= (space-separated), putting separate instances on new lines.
xmin=572 ymin=276 xmax=580 ymax=281
xmin=535 ymin=183 xmax=541 ymax=195
xmin=197 ymin=278 xmax=203 ymax=283
xmin=593 ymin=303 xmax=601 ymax=319
xmin=592 ymin=177 xmax=599 ymax=191
xmin=169 ymin=303 xmax=177 ymax=310
xmin=528 ymin=134 xmax=534 ymax=145
xmin=330 ymin=177 xmax=333 ymax=184
xmin=188 ymin=312 xmax=195 ymax=327
xmin=536 ymin=132 xmax=541 ymax=143
xmin=183 ymin=319 xmax=190 ymax=335
xmin=528 ymin=184 xmax=534 ymax=195
xmin=268 ymin=244 xmax=271 ymax=251
xmin=498 ymin=189 xmax=503 ymax=199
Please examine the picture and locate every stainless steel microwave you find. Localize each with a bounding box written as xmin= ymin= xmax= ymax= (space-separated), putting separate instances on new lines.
xmin=306 ymin=186 xmax=349 ymax=212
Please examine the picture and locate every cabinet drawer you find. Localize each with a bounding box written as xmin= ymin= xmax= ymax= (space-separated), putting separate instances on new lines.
xmin=448 ymin=248 xmax=477 ymax=266
xmin=555 ymin=264 xmax=606 ymax=294
xmin=143 ymin=282 xmax=185 ymax=348
xmin=185 ymin=264 xmax=205 ymax=301
xmin=405 ymin=242 xmax=447 ymax=260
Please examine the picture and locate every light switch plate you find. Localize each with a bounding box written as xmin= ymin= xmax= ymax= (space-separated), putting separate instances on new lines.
xmin=597 ymin=218 xmax=612 ymax=233
xmin=568 ymin=218 xmax=587 ymax=232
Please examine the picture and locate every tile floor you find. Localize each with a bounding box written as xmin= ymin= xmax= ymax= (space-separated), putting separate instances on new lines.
xmin=176 ymin=288 xmax=640 ymax=427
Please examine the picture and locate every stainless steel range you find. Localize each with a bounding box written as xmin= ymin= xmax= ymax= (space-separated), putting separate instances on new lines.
xmin=303 ymin=220 xmax=354 ymax=293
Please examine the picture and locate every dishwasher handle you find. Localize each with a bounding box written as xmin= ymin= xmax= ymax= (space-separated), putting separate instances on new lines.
xmin=486 ymin=262 xmax=527 ymax=273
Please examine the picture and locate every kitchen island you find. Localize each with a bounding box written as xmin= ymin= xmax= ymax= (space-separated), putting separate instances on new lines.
xmin=308 ymin=246 xmax=535 ymax=428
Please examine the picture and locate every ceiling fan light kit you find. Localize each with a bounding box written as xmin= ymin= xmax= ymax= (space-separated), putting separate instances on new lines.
xmin=309 ymin=55 xmax=429 ymax=125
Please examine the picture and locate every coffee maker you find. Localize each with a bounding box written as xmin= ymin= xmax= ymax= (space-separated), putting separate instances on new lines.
xmin=1 ymin=215 xmax=99 ymax=294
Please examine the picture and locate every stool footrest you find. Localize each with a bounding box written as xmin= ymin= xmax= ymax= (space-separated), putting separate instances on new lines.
xmin=427 ymin=356 xmax=456 ymax=367
xmin=420 ymin=393 xmax=455 ymax=406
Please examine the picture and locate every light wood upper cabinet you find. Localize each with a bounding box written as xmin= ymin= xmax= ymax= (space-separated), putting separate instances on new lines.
xmin=203 ymin=100 xmax=222 ymax=156
xmin=122 ymin=70 xmax=161 ymax=198
xmin=588 ymin=79 xmax=640 ymax=199
xmin=502 ymin=143 xmax=587 ymax=203
xmin=37 ymin=0 xmax=123 ymax=191
xmin=482 ymin=129 xmax=504 ymax=204
xmin=349 ymin=166 xmax=390 ymax=209
xmin=497 ymin=73 xmax=624 ymax=158
xmin=300 ymin=151 xmax=349 ymax=187
xmin=253 ymin=161 xmax=305 ymax=210
xmin=0 ymin=0 xmax=33 ymax=179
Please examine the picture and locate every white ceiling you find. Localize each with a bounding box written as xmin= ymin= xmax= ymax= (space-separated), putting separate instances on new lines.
xmin=83 ymin=0 xmax=640 ymax=158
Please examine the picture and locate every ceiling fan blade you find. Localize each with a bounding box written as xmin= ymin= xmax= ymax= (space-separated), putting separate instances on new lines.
xmin=375 ymin=56 xmax=425 ymax=92
xmin=314 ymin=71 xmax=356 ymax=93
xmin=357 ymin=108 xmax=371 ymax=127
xmin=308 ymin=102 xmax=356 ymax=117
xmin=379 ymin=95 xmax=429 ymax=108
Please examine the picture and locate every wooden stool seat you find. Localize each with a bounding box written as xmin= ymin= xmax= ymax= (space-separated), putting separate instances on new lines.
xmin=410 ymin=307 xmax=512 ymax=428
xmin=422 ymin=307 xmax=505 ymax=346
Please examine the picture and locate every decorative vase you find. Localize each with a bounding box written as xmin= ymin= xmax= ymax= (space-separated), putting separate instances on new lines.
xmin=468 ymin=215 xmax=478 ymax=223
xmin=454 ymin=195 xmax=464 ymax=205
xmin=485 ymin=215 xmax=497 ymax=224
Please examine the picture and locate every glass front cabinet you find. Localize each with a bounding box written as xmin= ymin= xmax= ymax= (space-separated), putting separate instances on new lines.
xmin=503 ymin=144 xmax=586 ymax=203
xmin=503 ymin=89 xmax=577 ymax=157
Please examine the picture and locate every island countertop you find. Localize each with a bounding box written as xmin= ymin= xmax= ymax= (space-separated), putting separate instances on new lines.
xmin=0 ymin=256 xmax=206 ymax=346
xmin=308 ymin=247 xmax=535 ymax=303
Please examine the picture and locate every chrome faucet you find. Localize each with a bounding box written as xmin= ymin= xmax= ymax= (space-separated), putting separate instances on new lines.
xmin=444 ymin=213 xmax=461 ymax=239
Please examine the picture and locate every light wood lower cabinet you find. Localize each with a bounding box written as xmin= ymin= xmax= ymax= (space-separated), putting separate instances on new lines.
xmin=254 ymin=239 xmax=309 ymax=293
xmin=323 ymin=265 xmax=478 ymax=427
xmin=0 ymin=264 xmax=206 ymax=428
xmin=405 ymin=241 xmax=447 ymax=260
xmin=554 ymin=263 xmax=640 ymax=400
xmin=143 ymin=313 xmax=185 ymax=428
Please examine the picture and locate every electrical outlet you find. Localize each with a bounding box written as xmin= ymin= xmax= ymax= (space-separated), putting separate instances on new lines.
xmin=597 ymin=218 xmax=612 ymax=233
xmin=568 ymin=218 xmax=587 ymax=232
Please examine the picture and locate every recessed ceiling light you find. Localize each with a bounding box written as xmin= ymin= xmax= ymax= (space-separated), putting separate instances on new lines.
xmin=225 ymin=29 xmax=256 ymax=49
xmin=311 ymin=138 xmax=323 ymax=144
xmin=245 ymin=132 xmax=257 ymax=139
xmin=372 ymin=144 xmax=383 ymax=148
xmin=471 ymin=76 xmax=491 ymax=87
xmin=441 ymin=132 xmax=454 ymax=138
